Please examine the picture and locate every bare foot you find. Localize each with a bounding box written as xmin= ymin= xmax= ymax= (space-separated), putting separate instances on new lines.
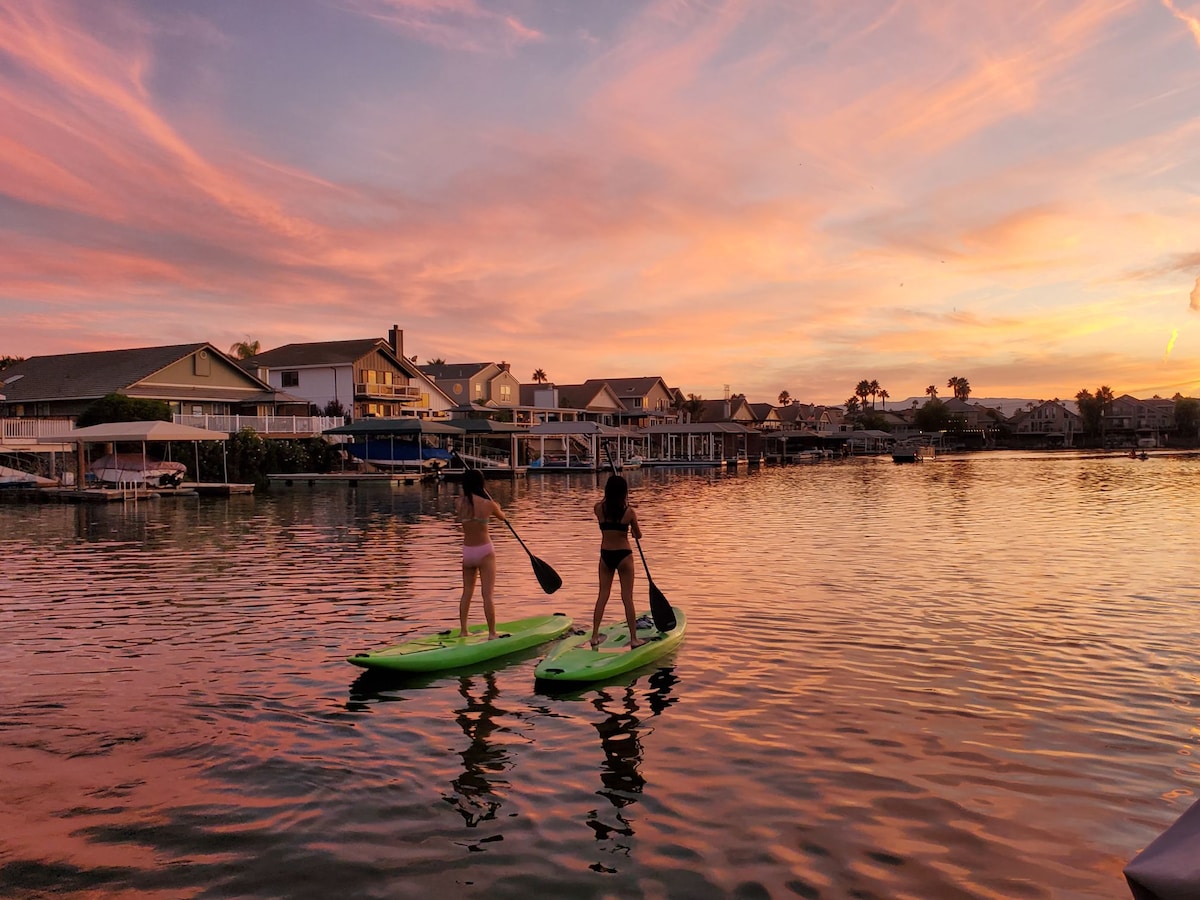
xmin=629 ymin=638 xmax=647 ymax=650
xmin=589 ymin=633 xmax=607 ymax=649
xmin=488 ymin=632 xmax=499 ymax=640
xmin=458 ymin=630 xmax=469 ymax=638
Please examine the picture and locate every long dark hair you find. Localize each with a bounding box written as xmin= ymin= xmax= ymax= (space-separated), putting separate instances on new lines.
xmin=462 ymin=468 xmax=490 ymax=506
xmin=602 ymin=475 xmax=628 ymax=523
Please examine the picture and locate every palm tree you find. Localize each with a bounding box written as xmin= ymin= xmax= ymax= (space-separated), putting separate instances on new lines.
xmin=947 ymin=376 xmax=971 ymax=401
xmin=1097 ymin=385 xmax=1115 ymax=446
xmin=844 ymin=396 xmax=861 ymax=418
xmin=868 ymin=379 xmax=881 ymax=409
xmin=532 ymin=368 xmax=548 ymax=384
xmin=855 ymin=380 xmax=871 ymax=411
xmin=878 ymin=388 xmax=890 ymax=410
xmin=778 ymin=389 xmax=791 ymax=406
xmin=925 ymin=384 xmax=939 ymax=400
xmin=229 ymin=337 xmax=261 ymax=359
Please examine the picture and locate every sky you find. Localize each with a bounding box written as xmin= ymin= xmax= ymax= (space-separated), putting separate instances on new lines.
xmin=2 ymin=0 xmax=1200 ymax=407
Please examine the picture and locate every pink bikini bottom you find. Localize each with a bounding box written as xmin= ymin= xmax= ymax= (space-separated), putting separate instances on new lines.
xmin=462 ymin=542 xmax=495 ymax=568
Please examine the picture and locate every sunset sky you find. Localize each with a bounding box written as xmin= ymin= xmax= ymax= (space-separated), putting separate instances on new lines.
xmin=2 ymin=0 xmax=1200 ymax=406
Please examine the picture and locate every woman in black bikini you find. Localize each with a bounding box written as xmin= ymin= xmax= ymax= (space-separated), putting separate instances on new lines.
xmin=590 ymin=475 xmax=645 ymax=650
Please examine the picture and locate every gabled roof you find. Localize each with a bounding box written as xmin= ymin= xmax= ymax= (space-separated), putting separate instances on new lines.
xmin=580 ymin=377 xmax=670 ymax=404
xmin=247 ymin=338 xmax=420 ymax=376
xmin=1 ymin=343 xmax=254 ymax=403
xmin=556 ymin=382 xmax=623 ymax=410
xmin=748 ymin=403 xmax=779 ymax=421
xmin=420 ymin=362 xmax=496 ymax=380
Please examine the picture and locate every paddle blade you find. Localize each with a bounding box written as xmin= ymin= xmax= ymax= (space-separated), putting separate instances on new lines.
xmin=648 ymin=581 xmax=676 ymax=631
xmin=531 ymin=555 xmax=563 ymax=594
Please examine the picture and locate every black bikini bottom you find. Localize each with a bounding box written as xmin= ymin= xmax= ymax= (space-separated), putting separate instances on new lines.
xmin=600 ymin=548 xmax=633 ymax=572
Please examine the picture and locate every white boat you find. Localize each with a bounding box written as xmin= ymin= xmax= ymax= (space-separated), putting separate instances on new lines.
xmin=90 ymin=453 xmax=187 ymax=487
xmin=0 ymin=464 xmax=56 ymax=488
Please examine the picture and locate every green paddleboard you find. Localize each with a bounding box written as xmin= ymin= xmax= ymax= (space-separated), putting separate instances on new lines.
xmin=534 ymin=608 xmax=687 ymax=682
xmin=348 ymin=613 xmax=573 ymax=672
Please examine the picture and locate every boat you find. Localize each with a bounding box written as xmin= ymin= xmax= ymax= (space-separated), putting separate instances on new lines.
xmin=347 ymin=613 xmax=573 ymax=673
xmin=0 ymin=464 xmax=56 ymax=489
xmin=892 ymin=441 xmax=933 ymax=463
xmin=89 ymin=453 xmax=187 ymax=487
xmin=345 ymin=439 xmax=453 ymax=471
xmin=534 ymin=608 xmax=687 ymax=682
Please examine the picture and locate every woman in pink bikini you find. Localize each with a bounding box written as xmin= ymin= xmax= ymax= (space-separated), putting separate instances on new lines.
xmin=458 ymin=468 xmax=506 ymax=639
xmin=590 ymin=475 xmax=645 ymax=651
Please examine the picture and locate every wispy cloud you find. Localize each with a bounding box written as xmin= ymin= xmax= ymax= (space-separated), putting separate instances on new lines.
xmin=337 ymin=0 xmax=544 ymax=52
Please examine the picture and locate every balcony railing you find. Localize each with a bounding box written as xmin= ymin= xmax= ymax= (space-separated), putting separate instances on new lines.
xmin=173 ymin=415 xmax=345 ymax=435
xmin=2 ymin=417 xmax=75 ymax=441
xmin=354 ymin=383 xmax=421 ymax=400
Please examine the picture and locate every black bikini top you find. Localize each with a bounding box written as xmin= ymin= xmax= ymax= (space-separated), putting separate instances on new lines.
xmin=599 ymin=506 xmax=630 ymax=533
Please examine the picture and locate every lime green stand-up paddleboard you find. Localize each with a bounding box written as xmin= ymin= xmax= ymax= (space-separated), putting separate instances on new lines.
xmin=534 ymin=608 xmax=686 ymax=682
xmin=348 ymin=613 xmax=573 ymax=673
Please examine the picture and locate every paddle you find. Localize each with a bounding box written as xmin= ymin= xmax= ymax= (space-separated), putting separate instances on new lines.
xmin=452 ymin=451 xmax=562 ymax=595
xmin=602 ymin=441 xmax=676 ymax=632
xmin=504 ymin=519 xmax=563 ymax=595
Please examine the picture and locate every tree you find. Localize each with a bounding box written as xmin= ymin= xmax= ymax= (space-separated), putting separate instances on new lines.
xmin=778 ymin=390 xmax=791 ymax=406
xmin=1174 ymin=396 xmax=1200 ymax=444
xmin=1075 ymin=389 xmax=1101 ymax=443
xmin=76 ymin=393 xmax=172 ymax=427
xmin=855 ymin=380 xmax=871 ymax=411
xmin=844 ymin=396 xmax=861 ymax=417
xmin=0 ymin=355 xmax=23 ymax=371
xmin=878 ymin=388 xmax=890 ymax=410
xmin=1096 ymin=385 xmax=1115 ymax=446
xmin=925 ymin=384 xmax=939 ymax=400
xmin=532 ymin=368 xmax=548 ymax=384
xmin=429 ymin=357 xmax=446 ymax=366
xmin=947 ymin=376 xmax=971 ymax=401
xmin=322 ymin=399 xmax=346 ymax=417
xmin=229 ymin=337 xmax=261 ymax=360
xmin=682 ymin=393 xmax=705 ymax=418
xmin=868 ymin=379 xmax=881 ymax=408
xmin=914 ymin=398 xmax=950 ymax=432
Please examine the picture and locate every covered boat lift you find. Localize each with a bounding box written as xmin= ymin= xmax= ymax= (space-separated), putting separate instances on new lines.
xmin=324 ymin=418 xmax=463 ymax=472
xmin=525 ymin=422 xmax=642 ymax=471
xmin=37 ymin=420 xmax=233 ymax=492
xmin=642 ymin=422 xmax=756 ymax=466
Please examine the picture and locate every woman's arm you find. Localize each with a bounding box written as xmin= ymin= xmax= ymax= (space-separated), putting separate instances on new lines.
xmin=628 ymin=508 xmax=642 ymax=540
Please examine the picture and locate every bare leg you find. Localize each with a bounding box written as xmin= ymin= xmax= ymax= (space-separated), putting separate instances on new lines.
xmin=459 ymin=565 xmax=477 ymax=636
xmin=618 ymin=556 xmax=645 ymax=649
xmin=479 ymin=551 xmax=498 ymax=639
xmin=591 ymin=558 xmax=614 ymax=647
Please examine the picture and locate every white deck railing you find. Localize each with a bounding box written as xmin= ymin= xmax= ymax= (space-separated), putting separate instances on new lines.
xmin=173 ymin=415 xmax=345 ymax=435
xmin=1 ymin=417 xmax=75 ymax=440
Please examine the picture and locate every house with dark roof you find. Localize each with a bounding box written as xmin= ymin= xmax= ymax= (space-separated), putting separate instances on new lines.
xmin=0 ymin=342 xmax=288 ymax=421
xmin=246 ymin=326 xmax=454 ymax=419
xmin=693 ymin=395 xmax=756 ymax=425
xmin=576 ymin=377 xmax=677 ymax=428
xmin=747 ymin=403 xmax=782 ymax=430
xmin=1008 ymin=399 xmax=1083 ymax=447
xmin=418 ymin=361 xmax=521 ymax=410
xmin=554 ymin=382 xmax=627 ymax=425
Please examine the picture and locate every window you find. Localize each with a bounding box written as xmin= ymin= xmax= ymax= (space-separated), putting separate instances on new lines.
xmin=474 ymin=382 xmax=483 ymax=398
xmin=499 ymin=385 xmax=512 ymax=402
xmin=282 ymin=371 xmax=300 ymax=388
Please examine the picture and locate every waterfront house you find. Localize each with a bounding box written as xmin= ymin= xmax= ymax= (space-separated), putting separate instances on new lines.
xmin=1008 ymin=400 xmax=1082 ymax=448
xmin=692 ymin=396 xmax=757 ymax=425
xmin=576 ymin=377 xmax=678 ymax=429
xmin=0 ymin=342 xmax=292 ymax=422
xmin=554 ymin=382 xmax=628 ymax=426
xmin=1106 ymin=394 xmax=1174 ymax=446
xmin=246 ymin=326 xmax=454 ymax=420
xmin=419 ymin=360 xmax=521 ymax=411
xmin=747 ymin=403 xmax=782 ymax=430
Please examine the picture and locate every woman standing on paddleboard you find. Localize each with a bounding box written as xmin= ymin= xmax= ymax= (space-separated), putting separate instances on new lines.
xmin=590 ymin=475 xmax=645 ymax=651
xmin=458 ymin=469 xmax=506 ymax=640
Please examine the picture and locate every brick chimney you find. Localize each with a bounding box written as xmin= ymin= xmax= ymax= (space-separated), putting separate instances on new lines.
xmin=389 ymin=324 xmax=404 ymax=360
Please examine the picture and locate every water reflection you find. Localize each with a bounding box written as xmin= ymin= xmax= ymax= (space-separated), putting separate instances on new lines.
xmin=585 ymin=668 xmax=679 ymax=872
xmin=445 ymin=673 xmax=509 ymax=831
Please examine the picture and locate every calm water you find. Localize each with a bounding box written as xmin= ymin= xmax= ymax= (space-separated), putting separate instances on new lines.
xmin=2 ymin=452 xmax=1198 ymax=899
